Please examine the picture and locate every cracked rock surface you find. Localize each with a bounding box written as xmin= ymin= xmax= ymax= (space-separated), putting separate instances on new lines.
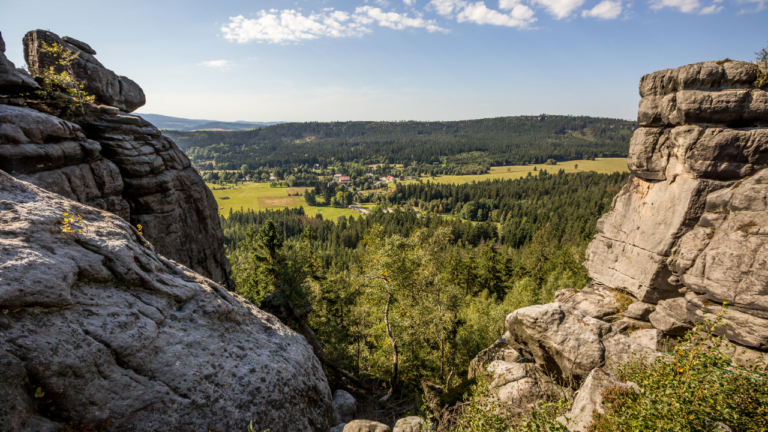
xmin=584 ymin=59 xmax=768 ymax=354
xmin=0 ymin=171 xmax=332 ymax=431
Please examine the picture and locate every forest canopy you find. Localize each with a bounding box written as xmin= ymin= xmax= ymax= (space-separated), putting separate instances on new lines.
xmin=167 ymin=115 xmax=636 ymax=170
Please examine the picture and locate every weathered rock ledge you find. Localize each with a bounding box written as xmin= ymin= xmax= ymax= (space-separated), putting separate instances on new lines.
xmin=0 ymin=30 xmax=231 ymax=285
xmin=0 ymin=170 xmax=332 ymax=431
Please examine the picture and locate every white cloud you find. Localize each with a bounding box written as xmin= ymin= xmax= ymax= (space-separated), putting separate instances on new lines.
xmin=530 ymin=0 xmax=586 ymax=18
xmin=199 ymin=60 xmax=232 ymax=70
xmin=222 ymin=10 xmax=370 ymax=43
xmin=648 ymin=0 xmax=701 ymax=13
xmin=354 ymin=6 xmax=447 ymax=31
xmin=404 ymin=0 xmax=417 ymax=4
xmin=698 ymin=3 xmax=723 ymax=12
xmin=737 ymin=0 xmax=766 ymax=12
xmin=581 ymin=0 xmax=622 ymax=18
xmin=428 ymin=0 xmax=535 ymax=26
xmin=457 ymin=1 xmax=536 ymax=26
xmin=429 ymin=0 xmax=467 ymax=15
xmin=222 ymin=7 xmax=445 ymax=43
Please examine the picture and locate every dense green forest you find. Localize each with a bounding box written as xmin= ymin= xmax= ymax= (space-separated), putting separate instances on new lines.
xmin=168 ymin=115 xmax=636 ymax=170
xmin=223 ymin=171 xmax=629 ymax=392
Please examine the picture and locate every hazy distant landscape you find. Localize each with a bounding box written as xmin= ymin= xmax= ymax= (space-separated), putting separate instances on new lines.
xmin=137 ymin=113 xmax=284 ymax=131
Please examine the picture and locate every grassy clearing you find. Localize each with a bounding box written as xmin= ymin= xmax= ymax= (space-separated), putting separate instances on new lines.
xmin=423 ymin=158 xmax=628 ymax=185
xmin=207 ymin=158 xmax=628 ymax=219
xmin=208 ymin=182 xmax=360 ymax=220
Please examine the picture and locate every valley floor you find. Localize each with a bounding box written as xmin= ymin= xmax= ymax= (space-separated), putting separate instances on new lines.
xmin=207 ymin=157 xmax=629 ymax=218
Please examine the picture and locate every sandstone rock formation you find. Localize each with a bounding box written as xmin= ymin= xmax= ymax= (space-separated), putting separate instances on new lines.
xmin=505 ymin=303 xmax=656 ymax=383
xmin=486 ymin=360 xmax=567 ymax=408
xmin=584 ymin=59 xmax=768 ymax=356
xmin=23 ymin=30 xmax=145 ymax=113
xmin=392 ymin=416 xmax=424 ymax=432
xmin=467 ymin=336 xmax=524 ymax=379
xmin=0 ymin=171 xmax=332 ymax=431
xmin=559 ymin=368 xmax=640 ymax=432
xmin=343 ymin=419 xmax=392 ymax=432
xmin=0 ymin=30 xmax=231 ymax=284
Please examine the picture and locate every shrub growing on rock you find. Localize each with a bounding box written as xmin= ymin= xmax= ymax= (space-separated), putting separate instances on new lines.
xmin=589 ymin=311 xmax=767 ymax=432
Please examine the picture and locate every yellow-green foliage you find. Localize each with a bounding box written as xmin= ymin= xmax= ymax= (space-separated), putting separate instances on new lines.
xmin=589 ymin=312 xmax=768 ymax=432
xmin=36 ymin=42 xmax=95 ymax=116
xmin=60 ymin=212 xmax=85 ymax=236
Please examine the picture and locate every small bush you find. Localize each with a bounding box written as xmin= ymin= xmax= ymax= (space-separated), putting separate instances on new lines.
xmin=589 ymin=310 xmax=768 ymax=432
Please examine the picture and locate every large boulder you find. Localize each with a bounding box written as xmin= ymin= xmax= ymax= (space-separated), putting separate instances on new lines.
xmin=559 ymin=368 xmax=640 ymax=432
xmin=505 ymin=303 xmax=657 ymax=383
xmin=554 ymin=283 xmax=623 ymax=320
xmin=332 ymin=389 xmax=357 ymax=426
xmin=487 ymin=360 xmax=567 ymax=408
xmin=23 ymin=30 xmax=144 ymax=112
xmin=467 ymin=336 xmax=524 ymax=379
xmin=343 ymin=420 xmax=391 ymax=432
xmin=0 ymin=171 xmax=332 ymax=431
xmin=0 ymin=31 xmax=39 ymax=94
xmin=393 ymin=416 xmax=424 ymax=432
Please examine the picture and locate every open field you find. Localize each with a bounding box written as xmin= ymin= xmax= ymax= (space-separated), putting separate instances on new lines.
xmin=422 ymin=158 xmax=628 ymax=185
xmin=207 ymin=182 xmax=361 ymax=220
xmin=208 ymin=158 xmax=628 ymax=219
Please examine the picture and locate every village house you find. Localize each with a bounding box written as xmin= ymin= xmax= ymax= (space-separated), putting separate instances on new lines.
xmin=339 ymin=176 xmax=351 ymax=184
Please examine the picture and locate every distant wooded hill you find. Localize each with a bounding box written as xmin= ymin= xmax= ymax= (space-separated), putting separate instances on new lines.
xmin=136 ymin=113 xmax=284 ymax=131
xmin=165 ymin=115 xmax=636 ymax=170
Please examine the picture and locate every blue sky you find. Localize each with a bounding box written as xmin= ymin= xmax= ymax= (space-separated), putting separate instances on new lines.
xmin=1 ymin=0 xmax=765 ymax=122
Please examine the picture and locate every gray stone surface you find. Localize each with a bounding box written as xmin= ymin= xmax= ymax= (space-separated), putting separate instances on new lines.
xmin=467 ymin=338 xmax=524 ymax=379
xmin=0 ymin=32 xmax=40 ymax=94
xmin=0 ymin=171 xmax=332 ymax=431
xmin=23 ymin=30 xmax=145 ymax=112
xmin=639 ymin=61 xmax=762 ymax=98
xmin=332 ymin=390 xmax=357 ymax=426
xmin=487 ymin=360 xmax=567 ymax=408
xmin=343 ymin=420 xmax=392 ymax=432
xmin=585 ymin=59 xmax=768 ymax=354
xmin=0 ymin=104 xmax=128 ymax=219
xmin=649 ymin=297 xmax=694 ymax=336
xmin=393 ymin=416 xmax=424 ymax=432
xmin=624 ymin=302 xmax=656 ymax=321
xmin=82 ymin=110 xmax=232 ymax=285
xmin=560 ymin=368 xmax=640 ymax=432
xmin=0 ymin=100 xmax=231 ymax=286
xmin=505 ymin=303 xmax=657 ymax=383
xmin=554 ymin=284 xmax=621 ymax=320
xmin=628 ymin=329 xmax=664 ymax=351
xmin=584 ymin=175 xmax=727 ymax=304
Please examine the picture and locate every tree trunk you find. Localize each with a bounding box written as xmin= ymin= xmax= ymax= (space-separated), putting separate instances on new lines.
xmin=384 ymin=293 xmax=399 ymax=393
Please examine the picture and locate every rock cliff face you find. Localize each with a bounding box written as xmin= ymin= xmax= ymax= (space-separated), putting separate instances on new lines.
xmin=584 ymin=60 xmax=768 ymax=352
xmin=0 ymin=30 xmax=231 ymax=285
xmin=0 ymin=170 xmax=333 ymax=431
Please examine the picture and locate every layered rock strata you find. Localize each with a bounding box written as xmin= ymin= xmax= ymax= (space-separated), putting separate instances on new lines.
xmin=584 ymin=60 xmax=768 ymax=353
xmin=0 ymin=30 xmax=231 ymax=284
xmin=0 ymin=171 xmax=332 ymax=431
